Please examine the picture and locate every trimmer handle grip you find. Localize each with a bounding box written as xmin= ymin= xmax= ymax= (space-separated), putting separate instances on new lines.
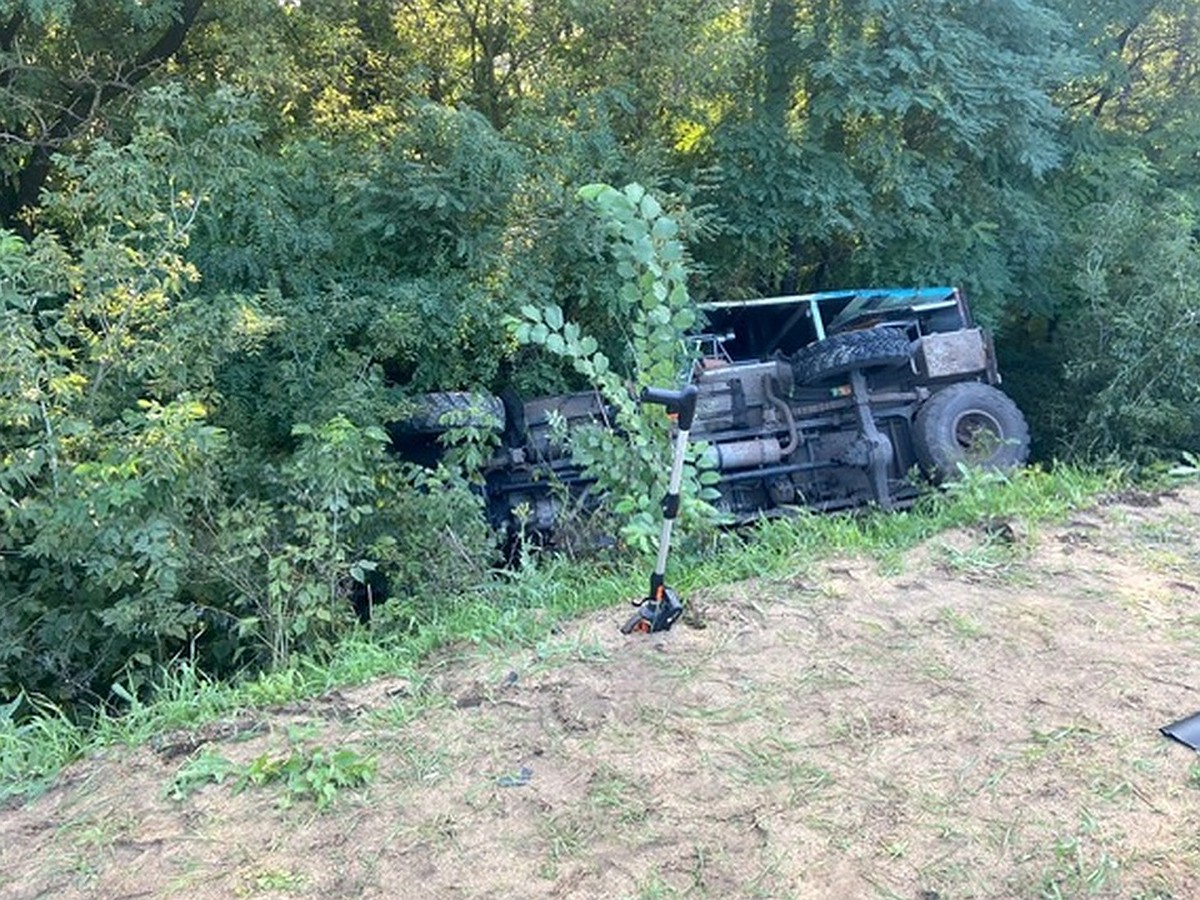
xmin=640 ymin=384 xmax=699 ymax=431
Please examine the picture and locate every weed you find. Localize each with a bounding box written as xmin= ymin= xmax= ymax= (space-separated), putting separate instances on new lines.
xmin=531 ymin=633 xmax=611 ymax=670
xmin=587 ymin=766 xmax=653 ymax=825
xmin=1166 ymin=450 xmax=1200 ymax=481
xmin=1025 ymin=724 xmax=1101 ymax=762
xmin=235 ymin=746 xmax=376 ymax=810
xmin=637 ymin=871 xmax=681 ymax=898
xmin=284 ymin=722 xmax=322 ymax=744
xmin=53 ymin=810 xmax=137 ymax=887
xmin=1089 ymin=776 xmax=1134 ymax=803
xmin=939 ymin=606 xmax=986 ymax=640
xmin=1037 ymin=810 xmax=1121 ymax=898
xmin=60 ymin=811 xmax=134 ymax=849
xmin=1133 ymin=517 xmax=1191 ymax=547
xmin=393 ymin=812 xmax=460 ymax=853
xmin=0 ymin=692 xmax=86 ymax=802
xmin=919 ymin=657 xmax=959 ymax=682
xmin=391 ymin=742 xmax=448 ymax=784
xmin=745 ymin=848 xmax=789 ymax=897
xmin=243 ymin=869 xmax=308 ymax=894
xmin=166 ymin=750 xmax=238 ymax=801
xmin=934 ymin=536 xmax=1029 ymax=583
xmin=366 ymin=692 xmax=442 ymax=729
xmin=688 ymin=843 xmax=710 ymax=891
xmin=538 ymin=809 xmax=593 ymax=861
xmin=675 ymin=702 xmax=758 ymax=726
xmin=722 ymin=735 xmax=832 ymax=805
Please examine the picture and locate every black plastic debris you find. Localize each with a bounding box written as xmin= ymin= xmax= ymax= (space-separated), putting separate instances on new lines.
xmin=1161 ymin=711 xmax=1200 ymax=750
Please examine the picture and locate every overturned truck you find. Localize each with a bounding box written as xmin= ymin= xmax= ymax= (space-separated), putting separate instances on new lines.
xmin=396 ymin=287 xmax=1030 ymax=536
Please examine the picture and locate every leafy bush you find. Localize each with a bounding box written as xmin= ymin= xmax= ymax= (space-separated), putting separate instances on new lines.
xmin=1055 ymin=191 xmax=1200 ymax=461
xmin=0 ymin=90 xmax=503 ymax=706
xmin=514 ymin=183 xmax=722 ymax=552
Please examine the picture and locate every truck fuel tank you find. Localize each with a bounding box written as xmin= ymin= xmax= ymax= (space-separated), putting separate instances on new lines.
xmin=715 ymin=437 xmax=784 ymax=470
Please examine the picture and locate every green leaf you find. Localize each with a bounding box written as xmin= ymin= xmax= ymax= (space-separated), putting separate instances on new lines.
xmin=577 ymin=183 xmax=609 ymax=202
xmin=672 ymin=309 xmax=696 ymax=330
xmin=640 ymin=194 xmax=663 ymax=220
xmin=629 ymin=235 xmax=654 ymax=265
xmin=543 ymin=304 xmax=564 ymax=331
xmin=651 ymin=217 xmax=678 ymax=240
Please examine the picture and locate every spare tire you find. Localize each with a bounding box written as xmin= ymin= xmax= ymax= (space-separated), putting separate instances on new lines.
xmin=791 ymin=328 xmax=912 ymax=385
xmin=913 ymin=382 xmax=1030 ymax=480
xmin=395 ymin=391 xmax=505 ymax=435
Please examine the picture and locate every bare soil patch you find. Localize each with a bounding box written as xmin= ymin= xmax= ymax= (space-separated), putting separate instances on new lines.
xmin=4 ymin=487 xmax=1200 ymax=899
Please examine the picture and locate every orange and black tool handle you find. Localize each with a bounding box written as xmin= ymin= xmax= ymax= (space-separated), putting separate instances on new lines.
xmin=640 ymin=386 xmax=698 ymax=431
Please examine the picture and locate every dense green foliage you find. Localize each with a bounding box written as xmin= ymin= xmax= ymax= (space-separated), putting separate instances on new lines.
xmin=1 ymin=0 xmax=1199 ymax=706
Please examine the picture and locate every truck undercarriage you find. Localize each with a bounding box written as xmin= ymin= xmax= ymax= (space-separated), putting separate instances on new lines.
xmin=394 ymin=287 xmax=1031 ymax=539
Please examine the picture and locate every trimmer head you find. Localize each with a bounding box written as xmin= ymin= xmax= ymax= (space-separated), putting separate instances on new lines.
xmin=620 ymin=587 xmax=684 ymax=634
xmin=621 ymin=384 xmax=697 ymax=637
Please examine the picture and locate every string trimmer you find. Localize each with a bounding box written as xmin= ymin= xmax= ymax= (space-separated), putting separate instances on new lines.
xmin=621 ymin=384 xmax=699 ymax=635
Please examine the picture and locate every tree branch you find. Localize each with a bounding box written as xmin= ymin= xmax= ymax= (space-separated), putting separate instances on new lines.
xmin=1 ymin=0 xmax=206 ymax=233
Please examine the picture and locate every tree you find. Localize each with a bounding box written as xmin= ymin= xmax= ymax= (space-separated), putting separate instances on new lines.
xmin=690 ymin=0 xmax=1077 ymax=311
xmin=0 ymin=0 xmax=206 ymax=231
xmin=996 ymin=0 xmax=1200 ymax=461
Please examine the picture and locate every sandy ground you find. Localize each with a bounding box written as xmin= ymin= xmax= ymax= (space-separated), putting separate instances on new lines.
xmin=3 ymin=486 xmax=1200 ymax=899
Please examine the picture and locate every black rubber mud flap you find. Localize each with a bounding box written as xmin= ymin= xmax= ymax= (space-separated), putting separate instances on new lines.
xmin=1162 ymin=711 xmax=1200 ymax=750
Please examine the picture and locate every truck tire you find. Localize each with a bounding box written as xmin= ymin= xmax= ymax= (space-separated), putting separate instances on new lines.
xmin=791 ymin=328 xmax=912 ymax=385
xmin=913 ymin=382 xmax=1029 ymax=480
xmin=396 ymin=391 xmax=505 ymax=435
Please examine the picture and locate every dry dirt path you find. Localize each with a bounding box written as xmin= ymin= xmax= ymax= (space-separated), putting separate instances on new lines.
xmin=4 ymin=487 xmax=1200 ymax=899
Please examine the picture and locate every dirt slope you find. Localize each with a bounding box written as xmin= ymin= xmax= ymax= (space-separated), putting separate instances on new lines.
xmin=4 ymin=487 xmax=1200 ymax=899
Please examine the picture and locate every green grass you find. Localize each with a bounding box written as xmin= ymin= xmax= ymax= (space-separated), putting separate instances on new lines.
xmin=244 ymin=869 xmax=309 ymax=894
xmin=0 ymin=463 xmax=1125 ymax=804
xmin=587 ymin=766 xmax=654 ymax=826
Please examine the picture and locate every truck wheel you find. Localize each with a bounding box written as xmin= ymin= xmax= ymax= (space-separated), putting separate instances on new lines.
xmin=791 ymin=328 xmax=912 ymax=385
xmin=395 ymin=391 xmax=505 ymax=435
xmin=913 ymin=382 xmax=1029 ymax=480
